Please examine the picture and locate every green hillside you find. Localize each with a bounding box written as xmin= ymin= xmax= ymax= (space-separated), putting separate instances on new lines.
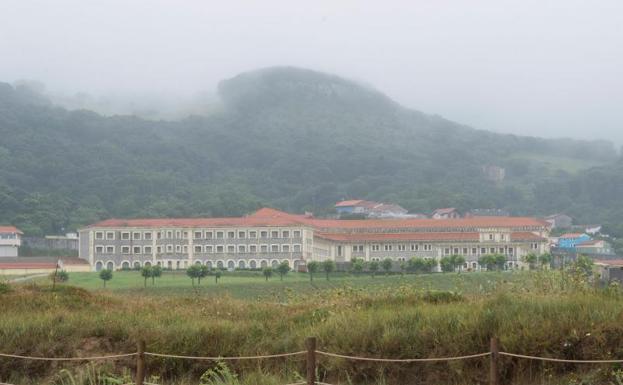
xmin=0 ymin=67 xmax=620 ymax=235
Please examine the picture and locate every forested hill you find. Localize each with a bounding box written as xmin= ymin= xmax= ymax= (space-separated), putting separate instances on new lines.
xmin=0 ymin=67 xmax=621 ymax=235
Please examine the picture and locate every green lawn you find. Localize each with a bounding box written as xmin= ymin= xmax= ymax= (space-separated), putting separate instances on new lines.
xmin=44 ymin=270 xmax=533 ymax=300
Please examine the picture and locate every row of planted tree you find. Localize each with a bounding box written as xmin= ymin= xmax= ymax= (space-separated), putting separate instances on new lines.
xmin=48 ymin=252 xmax=557 ymax=288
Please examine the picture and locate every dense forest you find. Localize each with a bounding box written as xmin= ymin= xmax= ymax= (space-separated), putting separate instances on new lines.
xmin=0 ymin=67 xmax=621 ymax=235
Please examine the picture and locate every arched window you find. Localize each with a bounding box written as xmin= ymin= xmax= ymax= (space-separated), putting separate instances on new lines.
xmin=145 ymin=261 xmax=152 ymax=267
xmin=95 ymin=261 xmax=104 ymax=272
xmin=217 ymin=260 xmax=224 ymax=269
xmin=133 ymin=261 xmax=141 ymax=269
xmin=121 ymin=261 xmax=130 ymax=270
xmin=271 ymin=260 xmax=279 ymax=267
xmin=207 ymin=261 xmax=213 ymax=269
xmin=227 ymin=260 xmax=235 ymax=270
xmin=260 ymin=260 xmax=268 ymax=268
xmin=106 ymin=261 xmax=114 ymax=271
xmin=250 ymin=260 xmax=257 ymax=269
xmin=238 ymin=260 xmax=246 ymax=269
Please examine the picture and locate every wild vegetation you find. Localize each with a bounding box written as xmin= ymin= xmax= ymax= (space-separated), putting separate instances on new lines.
xmin=2 ymin=266 xmax=623 ymax=385
xmin=0 ymin=68 xmax=621 ymax=236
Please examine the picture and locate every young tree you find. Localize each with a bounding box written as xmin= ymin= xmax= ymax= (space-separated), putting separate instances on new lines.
xmin=140 ymin=266 xmax=152 ymax=288
xmin=50 ymin=270 xmax=69 ymax=284
xmin=322 ymin=259 xmax=336 ymax=280
xmin=452 ymin=255 xmax=466 ymax=273
xmin=381 ymin=258 xmax=393 ymax=275
xmin=399 ymin=261 xmax=407 ymax=276
xmin=198 ymin=265 xmax=209 ymax=285
xmin=307 ymin=261 xmax=320 ymax=282
xmin=276 ymin=261 xmax=290 ymax=281
xmin=479 ymin=255 xmax=496 ymax=271
xmin=151 ymin=265 xmax=162 ymax=285
xmin=214 ymin=270 xmax=222 ymax=284
xmin=351 ymin=258 xmax=365 ymax=276
xmin=424 ymin=258 xmax=436 ymax=273
xmin=539 ymin=253 xmax=552 ymax=270
xmin=407 ymin=257 xmax=427 ymax=274
xmin=440 ymin=256 xmax=454 ymax=273
xmin=368 ymin=261 xmax=379 ymax=277
xmin=99 ymin=269 xmax=113 ymax=288
xmin=186 ymin=265 xmax=201 ymax=286
xmin=262 ymin=267 xmax=273 ymax=281
xmin=522 ymin=253 xmax=538 ymax=270
xmin=494 ymin=254 xmax=507 ymax=271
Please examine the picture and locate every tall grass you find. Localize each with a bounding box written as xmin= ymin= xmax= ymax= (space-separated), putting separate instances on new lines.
xmin=1 ymin=272 xmax=623 ymax=384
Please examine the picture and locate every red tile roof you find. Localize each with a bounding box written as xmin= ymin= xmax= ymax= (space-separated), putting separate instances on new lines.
xmin=0 ymin=226 xmax=23 ymax=234
xmin=595 ymin=259 xmax=623 ymax=267
xmin=85 ymin=208 xmax=549 ymax=231
xmin=316 ymin=231 xmax=545 ymax=242
xmin=559 ymin=233 xmax=586 ymax=239
xmin=335 ymin=200 xmax=366 ymax=207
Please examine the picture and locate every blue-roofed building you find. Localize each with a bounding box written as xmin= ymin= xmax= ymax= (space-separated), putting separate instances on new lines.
xmin=558 ymin=233 xmax=591 ymax=249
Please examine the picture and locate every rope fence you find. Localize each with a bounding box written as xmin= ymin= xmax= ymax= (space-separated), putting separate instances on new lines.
xmin=2 ymin=337 xmax=623 ymax=385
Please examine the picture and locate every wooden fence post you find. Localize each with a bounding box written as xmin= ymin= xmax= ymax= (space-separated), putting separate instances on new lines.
xmin=490 ymin=337 xmax=500 ymax=385
xmin=306 ymin=337 xmax=317 ymax=385
xmin=136 ymin=340 xmax=146 ymax=385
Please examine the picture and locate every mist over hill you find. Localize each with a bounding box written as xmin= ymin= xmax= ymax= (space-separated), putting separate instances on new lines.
xmin=0 ymin=67 xmax=621 ymax=235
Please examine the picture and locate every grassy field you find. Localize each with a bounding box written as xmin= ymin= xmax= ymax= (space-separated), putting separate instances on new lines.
xmin=52 ymin=270 xmax=528 ymax=299
xmin=3 ymin=270 xmax=623 ymax=385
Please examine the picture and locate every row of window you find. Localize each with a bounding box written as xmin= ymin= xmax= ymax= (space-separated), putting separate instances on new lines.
xmin=95 ymin=243 xmax=302 ymax=255
xmin=94 ymin=229 xmax=303 ymax=241
xmin=443 ymin=247 xmax=515 ymax=255
xmin=367 ymin=244 xmax=434 ymax=252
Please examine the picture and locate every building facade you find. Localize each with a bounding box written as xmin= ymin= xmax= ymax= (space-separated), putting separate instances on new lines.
xmin=0 ymin=226 xmax=22 ymax=257
xmin=79 ymin=208 xmax=550 ymax=272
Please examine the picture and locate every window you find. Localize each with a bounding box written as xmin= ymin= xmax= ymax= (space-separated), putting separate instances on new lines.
xmin=228 ymin=231 xmax=235 ymax=239
xmin=508 ymin=247 xmax=514 ymax=254
xmin=227 ymin=245 xmax=235 ymax=253
xmin=531 ymin=243 xmax=539 ymax=250
xmin=194 ymin=231 xmax=203 ymax=239
xmin=463 ymin=248 xmax=468 ymax=255
xmin=122 ymin=246 xmax=130 ymax=254
xmin=183 ymin=231 xmax=188 ymax=239
xmin=271 ymin=231 xmax=279 ymax=238
xmin=490 ymin=248 xmax=496 ymax=253
xmin=95 ymin=246 xmax=104 ymax=253
xmin=481 ymin=248 xmax=486 ymax=254
xmin=95 ymin=232 xmax=104 ymax=240
xmin=445 ymin=248 xmax=450 ymax=255
xmin=293 ymin=230 xmax=301 ymax=238
xmin=106 ymin=246 xmax=114 ymax=253
xmin=499 ymin=248 xmax=505 ymax=253
xmin=454 ymin=248 xmax=459 ymax=254
xmin=144 ymin=232 xmax=152 ymax=240
xmin=133 ymin=232 xmax=141 ymax=240
xmin=489 ymin=234 xmax=494 ymax=240
xmin=472 ymin=248 xmax=478 ymax=254
xmin=238 ymin=231 xmax=246 ymax=238
xmin=282 ymin=245 xmax=290 ymax=252
xmin=249 ymin=245 xmax=257 ymax=252
xmin=384 ymin=244 xmax=393 ymax=251
xmin=216 ymin=231 xmax=224 ymax=239
xmin=144 ymin=246 xmax=152 ymax=254
xmin=176 ymin=231 xmax=181 ymax=239
xmin=398 ymin=244 xmax=406 ymax=251
xmin=293 ymin=244 xmax=301 ymax=252
xmin=282 ymin=231 xmax=290 ymax=238
xmin=372 ymin=244 xmax=380 ymax=251
xmin=249 ymin=231 xmax=257 ymax=238
xmin=167 ymin=231 xmax=173 ymax=239
xmin=106 ymin=232 xmax=115 ymax=240
xmin=271 ymin=244 xmax=279 ymax=252
xmin=157 ymin=246 xmax=162 ymax=253
xmin=424 ymin=244 xmax=432 ymax=251
xmin=238 ymin=245 xmax=246 ymax=253
xmin=205 ymin=245 xmax=213 ymax=253
xmin=337 ymin=245 xmax=342 ymax=256
xmin=166 ymin=245 xmax=173 ymax=252
xmin=352 ymin=245 xmax=364 ymax=252
xmin=133 ymin=246 xmax=142 ymax=254
xmin=500 ymin=234 xmax=506 ymax=241
xmin=157 ymin=232 xmax=162 ymax=240
xmin=411 ymin=244 xmax=419 ymax=251
xmin=195 ymin=245 xmax=202 ymax=253
xmin=175 ymin=245 xmax=181 ymax=252
xmin=261 ymin=245 xmax=268 ymax=252
xmin=183 ymin=245 xmax=188 ymax=253
xmin=260 ymin=231 xmax=268 ymax=238
xmin=206 ymin=231 xmax=213 ymax=239
xmin=216 ymin=245 xmax=224 ymax=253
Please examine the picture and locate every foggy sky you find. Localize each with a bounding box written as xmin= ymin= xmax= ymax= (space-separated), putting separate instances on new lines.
xmin=2 ymin=0 xmax=622 ymax=144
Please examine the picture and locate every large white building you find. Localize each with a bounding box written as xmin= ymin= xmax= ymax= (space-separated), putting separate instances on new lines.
xmin=79 ymin=208 xmax=550 ymax=272
xmin=0 ymin=226 xmax=22 ymax=258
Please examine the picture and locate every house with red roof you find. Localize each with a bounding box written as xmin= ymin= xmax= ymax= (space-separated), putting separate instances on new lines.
xmin=78 ymin=207 xmax=550 ymax=273
xmin=432 ymin=208 xmax=461 ymax=219
xmin=0 ymin=226 xmax=22 ymax=257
